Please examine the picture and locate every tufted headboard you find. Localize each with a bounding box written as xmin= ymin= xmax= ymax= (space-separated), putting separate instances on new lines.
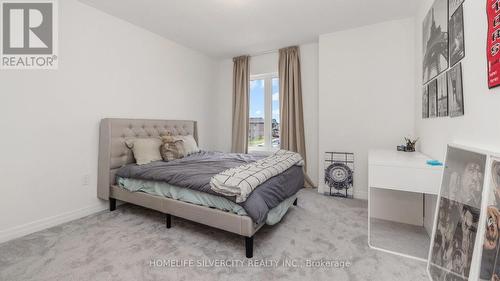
xmin=97 ymin=118 xmax=198 ymax=200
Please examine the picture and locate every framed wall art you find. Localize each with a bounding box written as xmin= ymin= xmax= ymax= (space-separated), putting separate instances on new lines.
xmin=438 ymin=74 xmax=449 ymax=117
xmin=449 ymin=0 xmax=464 ymax=15
xmin=487 ymin=0 xmax=500 ymax=89
xmin=423 ymin=86 xmax=430 ymax=119
xmin=449 ymin=5 xmax=465 ymax=67
xmin=429 ymin=79 xmax=439 ymax=118
xmin=448 ymin=63 xmax=465 ymax=117
xmin=423 ymin=0 xmax=449 ymax=84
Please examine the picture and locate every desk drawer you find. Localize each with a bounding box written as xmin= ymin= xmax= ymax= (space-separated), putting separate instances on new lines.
xmin=369 ymin=165 xmax=442 ymax=195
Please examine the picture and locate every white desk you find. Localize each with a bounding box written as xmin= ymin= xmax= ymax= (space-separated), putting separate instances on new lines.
xmin=368 ymin=149 xmax=443 ymax=261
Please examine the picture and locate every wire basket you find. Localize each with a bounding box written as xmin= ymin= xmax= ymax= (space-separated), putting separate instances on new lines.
xmin=324 ymin=152 xmax=354 ymax=198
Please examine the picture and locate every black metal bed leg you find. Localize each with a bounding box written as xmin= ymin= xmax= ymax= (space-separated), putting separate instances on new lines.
xmin=166 ymin=214 xmax=171 ymax=229
xmin=293 ymin=198 xmax=298 ymax=206
xmin=109 ymin=198 xmax=116 ymax=211
xmin=245 ymin=236 xmax=253 ymax=258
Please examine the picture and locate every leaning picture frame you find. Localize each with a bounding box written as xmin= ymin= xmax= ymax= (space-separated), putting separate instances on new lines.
xmin=427 ymin=144 xmax=492 ymax=281
xmin=475 ymin=155 xmax=500 ymax=280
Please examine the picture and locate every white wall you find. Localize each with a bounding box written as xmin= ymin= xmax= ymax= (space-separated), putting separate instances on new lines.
xmin=212 ymin=43 xmax=320 ymax=186
xmin=0 ymin=0 xmax=217 ymax=242
xmin=318 ymin=18 xmax=416 ymax=200
xmin=211 ymin=59 xmax=233 ymax=152
xmin=415 ymin=0 xmax=500 ymax=234
xmin=250 ymin=52 xmax=279 ymax=75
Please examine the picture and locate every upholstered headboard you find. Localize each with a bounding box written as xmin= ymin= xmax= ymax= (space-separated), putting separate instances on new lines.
xmin=97 ymin=118 xmax=198 ymax=200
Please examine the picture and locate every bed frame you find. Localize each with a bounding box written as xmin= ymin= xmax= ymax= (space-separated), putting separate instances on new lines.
xmin=97 ymin=118 xmax=298 ymax=258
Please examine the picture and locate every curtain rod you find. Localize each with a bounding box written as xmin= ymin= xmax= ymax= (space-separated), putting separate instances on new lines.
xmin=249 ymin=49 xmax=278 ymax=57
xmin=248 ymin=45 xmax=301 ymax=57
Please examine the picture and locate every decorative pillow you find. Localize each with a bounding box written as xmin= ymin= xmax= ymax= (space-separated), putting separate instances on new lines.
xmin=125 ymin=138 xmax=162 ymax=165
xmin=160 ymin=136 xmax=185 ymax=161
xmin=160 ymin=134 xmax=200 ymax=161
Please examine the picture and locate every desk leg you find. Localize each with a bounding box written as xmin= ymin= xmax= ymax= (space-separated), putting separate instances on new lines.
xmin=366 ymin=186 xmax=429 ymax=262
xmin=367 ymin=186 xmax=371 ymax=247
xmin=422 ymin=194 xmax=425 ymax=225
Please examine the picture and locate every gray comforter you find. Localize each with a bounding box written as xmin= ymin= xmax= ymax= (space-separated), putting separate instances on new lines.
xmin=115 ymin=151 xmax=304 ymax=224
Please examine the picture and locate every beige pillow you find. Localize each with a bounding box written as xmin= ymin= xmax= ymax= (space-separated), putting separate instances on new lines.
xmin=125 ymin=138 xmax=162 ymax=165
xmin=160 ymin=134 xmax=200 ymax=161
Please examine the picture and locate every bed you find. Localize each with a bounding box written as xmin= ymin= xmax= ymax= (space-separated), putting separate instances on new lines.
xmin=97 ymin=118 xmax=304 ymax=258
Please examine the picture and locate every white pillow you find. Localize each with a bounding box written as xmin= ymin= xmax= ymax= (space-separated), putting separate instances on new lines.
xmin=180 ymin=135 xmax=200 ymax=156
xmin=125 ymin=138 xmax=162 ymax=165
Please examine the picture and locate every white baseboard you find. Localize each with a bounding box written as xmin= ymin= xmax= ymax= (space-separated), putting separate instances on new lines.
xmin=0 ymin=203 xmax=107 ymax=244
xmin=354 ymin=190 xmax=368 ymax=200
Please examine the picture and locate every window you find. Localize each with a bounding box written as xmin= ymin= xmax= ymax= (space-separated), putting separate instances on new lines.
xmin=248 ymin=74 xmax=280 ymax=151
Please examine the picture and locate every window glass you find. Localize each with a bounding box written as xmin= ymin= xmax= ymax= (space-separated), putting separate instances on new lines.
xmin=271 ymin=78 xmax=280 ymax=148
xmin=249 ymin=79 xmax=265 ymax=148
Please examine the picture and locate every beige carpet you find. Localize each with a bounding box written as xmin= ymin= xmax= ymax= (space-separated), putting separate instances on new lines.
xmin=0 ymin=189 xmax=428 ymax=281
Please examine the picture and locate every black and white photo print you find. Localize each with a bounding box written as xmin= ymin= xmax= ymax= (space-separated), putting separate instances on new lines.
xmin=423 ymin=0 xmax=449 ymax=84
xmin=423 ymin=86 xmax=429 ymax=118
xmin=429 ymin=79 xmax=438 ymax=118
xmin=429 ymin=146 xmax=487 ymax=281
xmin=449 ymin=0 xmax=465 ymax=16
xmin=448 ymin=63 xmax=465 ymax=117
xmin=438 ymin=74 xmax=448 ymax=117
xmin=449 ymin=5 xmax=465 ymax=67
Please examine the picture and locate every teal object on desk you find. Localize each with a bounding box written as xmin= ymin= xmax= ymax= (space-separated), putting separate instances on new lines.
xmin=427 ymin=160 xmax=443 ymax=166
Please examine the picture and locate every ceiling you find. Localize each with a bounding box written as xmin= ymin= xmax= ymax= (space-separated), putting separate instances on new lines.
xmin=79 ymin=0 xmax=418 ymax=58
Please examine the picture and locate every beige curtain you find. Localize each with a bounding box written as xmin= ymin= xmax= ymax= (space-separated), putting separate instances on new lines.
xmin=231 ymin=55 xmax=250 ymax=153
xmin=279 ymin=46 xmax=314 ymax=188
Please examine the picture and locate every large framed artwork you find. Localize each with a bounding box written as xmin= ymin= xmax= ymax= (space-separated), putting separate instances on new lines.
xmin=428 ymin=145 xmax=487 ymax=281
xmin=429 ymin=79 xmax=438 ymax=118
xmin=437 ymin=74 xmax=449 ymax=117
xmin=479 ymin=159 xmax=500 ymax=280
xmin=449 ymin=5 xmax=465 ymax=67
xmin=423 ymin=0 xmax=449 ymax=84
xmin=448 ymin=63 xmax=465 ymax=117
xmin=487 ymin=0 xmax=500 ymax=89
xmin=423 ymin=86 xmax=430 ymax=119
